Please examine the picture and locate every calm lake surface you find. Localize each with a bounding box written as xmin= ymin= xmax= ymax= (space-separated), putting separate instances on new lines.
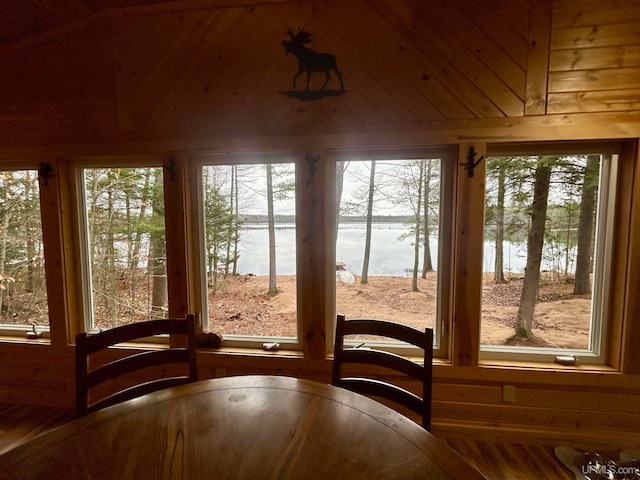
xmin=235 ymin=223 xmax=528 ymax=276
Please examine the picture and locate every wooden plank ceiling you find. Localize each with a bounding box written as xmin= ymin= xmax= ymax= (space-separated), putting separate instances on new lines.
xmin=0 ymin=0 xmax=168 ymax=48
xmin=0 ymin=0 xmax=534 ymax=142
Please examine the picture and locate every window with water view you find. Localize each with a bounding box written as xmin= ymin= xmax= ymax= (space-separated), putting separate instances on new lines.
xmin=335 ymin=156 xmax=446 ymax=348
xmin=481 ymin=151 xmax=615 ymax=362
xmin=201 ymin=162 xmax=297 ymax=340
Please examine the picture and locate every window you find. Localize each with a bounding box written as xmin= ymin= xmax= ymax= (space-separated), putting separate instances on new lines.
xmin=196 ymin=159 xmax=298 ymax=346
xmin=78 ymin=165 xmax=167 ymax=331
xmin=0 ymin=169 xmax=49 ymax=334
xmin=333 ymin=150 xmax=455 ymax=356
xmin=480 ymin=146 xmax=618 ymax=364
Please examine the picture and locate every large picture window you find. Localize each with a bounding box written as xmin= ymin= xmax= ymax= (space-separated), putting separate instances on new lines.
xmin=480 ymin=146 xmax=617 ymax=363
xmin=198 ymin=160 xmax=297 ymax=344
xmin=333 ymin=150 xmax=455 ymax=355
xmin=78 ymin=165 xmax=167 ymax=331
xmin=0 ymin=169 xmax=48 ymax=332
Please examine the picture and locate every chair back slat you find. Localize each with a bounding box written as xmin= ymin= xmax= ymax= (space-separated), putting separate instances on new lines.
xmin=332 ymin=314 xmax=433 ymax=431
xmin=75 ymin=314 xmax=198 ymax=417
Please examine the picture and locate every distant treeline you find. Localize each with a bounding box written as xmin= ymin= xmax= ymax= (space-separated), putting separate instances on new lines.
xmin=241 ymin=215 xmax=412 ymax=224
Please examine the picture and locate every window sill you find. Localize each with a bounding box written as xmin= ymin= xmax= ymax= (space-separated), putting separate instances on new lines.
xmin=477 ymin=359 xmax=620 ymax=374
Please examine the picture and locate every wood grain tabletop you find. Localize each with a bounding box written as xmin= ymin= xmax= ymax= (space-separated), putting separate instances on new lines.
xmin=0 ymin=375 xmax=486 ymax=479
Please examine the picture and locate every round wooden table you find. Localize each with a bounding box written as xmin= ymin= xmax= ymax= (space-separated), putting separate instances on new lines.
xmin=0 ymin=375 xmax=485 ymax=479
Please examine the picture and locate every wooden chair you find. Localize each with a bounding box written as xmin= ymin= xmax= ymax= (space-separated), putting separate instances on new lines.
xmin=75 ymin=314 xmax=198 ymax=417
xmin=331 ymin=314 xmax=433 ymax=430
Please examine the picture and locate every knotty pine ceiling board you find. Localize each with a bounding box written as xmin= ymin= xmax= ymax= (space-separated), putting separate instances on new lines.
xmin=203 ymin=7 xmax=312 ymax=132
xmin=368 ymin=0 xmax=513 ymax=118
xmin=0 ymin=23 xmax=118 ymax=142
xmin=456 ymin=0 xmax=529 ymax=72
xmin=416 ymin=0 xmax=526 ymax=117
xmin=160 ymin=2 xmax=314 ymax=134
xmin=314 ymin=2 xmax=446 ymax=124
xmin=0 ymin=0 xmax=169 ymax=48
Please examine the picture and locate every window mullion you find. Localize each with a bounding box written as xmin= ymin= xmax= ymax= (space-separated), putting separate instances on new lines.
xmin=452 ymin=143 xmax=486 ymax=366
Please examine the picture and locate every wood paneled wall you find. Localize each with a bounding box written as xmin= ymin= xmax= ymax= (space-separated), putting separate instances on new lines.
xmin=1 ymin=0 xmax=640 ymax=449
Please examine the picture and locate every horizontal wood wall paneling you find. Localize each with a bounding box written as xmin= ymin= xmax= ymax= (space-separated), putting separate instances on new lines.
xmin=436 ymin=382 xmax=640 ymax=414
xmin=549 ymin=67 xmax=640 ymax=93
xmin=547 ymin=90 xmax=640 ymax=113
xmin=551 ymin=22 xmax=640 ymax=49
xmin=434 ymin=401 xmax=640 ymax=433
xmin=552 ymin=0 xmax=640 ymax=28
xmin=549 ymin=46 xmax=640 ymax=71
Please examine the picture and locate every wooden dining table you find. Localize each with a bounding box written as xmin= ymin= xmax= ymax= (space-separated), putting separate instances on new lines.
xmin=0 ymin=375 xmax=486 ymax=479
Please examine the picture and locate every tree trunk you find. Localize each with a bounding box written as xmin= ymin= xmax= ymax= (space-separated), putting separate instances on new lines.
xmin=514 ymin=158 xmax=551 ymax=339
xmin=149 ymin=169 xmax=167 ymax=319
xmin=266 ymin=164 xmax=277 ymax=294
xmin=412 ymin=161 xmax=424 ymax=292
xmin=225 ymin=166 xmax=234 ymax=277
xmin=335 ymin=161 xmax=346 ymax=245
xmin=574 ymin=155 xmax=599 ymax=294
xmin=361 ymin=161 xmax=376 ymax=284
xmin=494 ymin=162 xmax=506 ymax=283
xmin=421 ymin=160 xmax=433 ymax=278
xmin=232 ymin=166 xmax=239 ymax=275
xmin=0 ymin=173 xmax=11 ymax=315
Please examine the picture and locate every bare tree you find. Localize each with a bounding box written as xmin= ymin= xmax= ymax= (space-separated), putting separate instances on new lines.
xmin=360 ymin=161 xmax=376 ymax=284
xmin=411 ymin=161 xmax=424 ymax=292
xmin=421 ymin=160 xmax=434 ymax=277
xmin=514 ymin=157 xmax=552 ymax=339
xmin=266 ymin=164 xmax=277 ymax=294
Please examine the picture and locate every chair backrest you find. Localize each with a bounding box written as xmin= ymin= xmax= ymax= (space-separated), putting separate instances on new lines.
xmin=331 ymin=314 xmax=433 ymax=430
xmin=75 ymin=314 xmax=198 ymax=417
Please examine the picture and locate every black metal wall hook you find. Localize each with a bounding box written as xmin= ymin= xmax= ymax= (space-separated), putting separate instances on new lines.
xmin=164 ymin=157 xmax=177 ymax=182
xmin=462 ymin=146 xmax=484 ymax=178
xmin=38 ymin=162 xmax=54 ymax=186
xmin=305 ymin=152 xmax=319 ymax=178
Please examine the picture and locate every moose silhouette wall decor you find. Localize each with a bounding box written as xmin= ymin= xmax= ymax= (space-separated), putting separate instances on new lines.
xmin=280 ymin=27 xmax=345 ymax=101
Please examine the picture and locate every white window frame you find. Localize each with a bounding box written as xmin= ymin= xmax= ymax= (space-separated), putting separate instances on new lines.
xmin=326 ymin=147 xmax=457 ymax=360
xmin=74 ymin=157 xmax=166 ymax=334
xmin=191 ymin=152 xmax=302 ymax=351
xmin=0 ymin=164 xmax=51 ymax=338
xmin=479 ymin=144 xmax=620 ymax=365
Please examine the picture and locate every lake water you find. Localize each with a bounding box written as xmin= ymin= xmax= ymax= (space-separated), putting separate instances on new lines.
xmin=235 ymin=223 xmax=528 ymax=276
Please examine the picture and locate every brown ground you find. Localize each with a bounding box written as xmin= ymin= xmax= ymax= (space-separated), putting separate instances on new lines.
xmin=208 ymin=272 xmax=590 ymax=349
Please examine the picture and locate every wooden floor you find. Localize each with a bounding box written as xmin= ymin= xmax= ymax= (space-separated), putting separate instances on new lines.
xmin=0 ymin=402 xmax=578 ymax=479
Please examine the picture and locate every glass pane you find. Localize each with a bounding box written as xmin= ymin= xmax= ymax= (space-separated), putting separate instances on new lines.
xmin=481 ymin=154 xmax=603 ymax=352
xmin=202 ymin=163 xmax=297 ymax=339
xmin=335 ymin=159 xmax=441 ymax=342
xmin=83 ymin=167 xmax=166 ymax=330
xmin=0 ymin=170 xmax=49 ymax=327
